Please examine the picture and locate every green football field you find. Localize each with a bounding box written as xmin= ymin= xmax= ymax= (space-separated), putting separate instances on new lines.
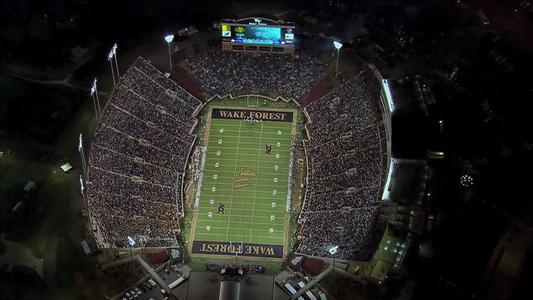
xmin=192 ymin=108 xmax=294 ymax=248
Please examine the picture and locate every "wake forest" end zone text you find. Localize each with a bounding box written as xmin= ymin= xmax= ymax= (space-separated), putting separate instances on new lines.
xmin=212 ymin=108 xmax=293 ymax=122
xmin=192 ymin=240 xmax=284 ymax=258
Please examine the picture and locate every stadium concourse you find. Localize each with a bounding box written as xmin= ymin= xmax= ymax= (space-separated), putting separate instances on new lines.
xmin=86 ymin=47 xmax=387 ymax=261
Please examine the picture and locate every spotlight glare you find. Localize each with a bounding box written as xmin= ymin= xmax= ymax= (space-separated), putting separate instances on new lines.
xmin=165 ymin=34 xmax=175 ymax=43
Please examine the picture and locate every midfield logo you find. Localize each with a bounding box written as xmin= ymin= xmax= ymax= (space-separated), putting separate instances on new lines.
xmin=234 ymin=168 xmax=256 ymax=188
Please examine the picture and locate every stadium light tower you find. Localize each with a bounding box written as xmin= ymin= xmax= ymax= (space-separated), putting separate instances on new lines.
xmin=107 ymin=48 xmax=116 ymax=86
xmin=164 ymin=34 xmax=174 ymax=73
xmin=127 ymin=236 xmax=135 ymax=271
xmin=333 ymin=40 xmax=343 ymax=79
xmin=90 ymin=78 xmax=101 ymax=117
xmin=79 ymin=174 xmax=89 ymax=215
xmin=78 ymin=133 xmax=87 ymax=179
xmin=112 ymin=43 xmax=119 ymax=79
xmin=108 ymin=43 xmax=120 ymax=85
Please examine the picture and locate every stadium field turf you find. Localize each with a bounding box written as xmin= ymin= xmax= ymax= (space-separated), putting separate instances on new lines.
xmin=192 ymin=108 xmax=294 ymax=251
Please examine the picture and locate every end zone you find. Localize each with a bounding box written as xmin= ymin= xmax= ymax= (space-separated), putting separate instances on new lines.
xmin=192 ymin=240 xmax=284 ymax=259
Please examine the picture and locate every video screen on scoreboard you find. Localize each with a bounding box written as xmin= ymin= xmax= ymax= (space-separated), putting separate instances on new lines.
xmin=221 ymin=24 xmax=294 ymax=45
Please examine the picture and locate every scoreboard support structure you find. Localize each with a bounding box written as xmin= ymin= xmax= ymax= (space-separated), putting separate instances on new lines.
xmin=218 ymin=17 xmax=295 ymax=55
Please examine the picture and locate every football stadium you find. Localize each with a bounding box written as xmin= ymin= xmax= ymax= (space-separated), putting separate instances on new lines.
xmin=8 ymin=3 xmax=531 ymax=299
xmin=79 ymin=16 xmax=391 ymax=299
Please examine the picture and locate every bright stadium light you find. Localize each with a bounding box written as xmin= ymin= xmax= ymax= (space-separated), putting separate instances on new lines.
xmin=164 ymin=34 xmax=174 ymax=43
xmin=333 ymin=40 xmax=343 ymax=79
xmin=79 ymin=174 xmax=84 ymax=194
xmin=90 ymin=78 xmax=100 ymax=117
xmin=126 ymin=235 xmax=135 ymax=271
xmin=460 ymin=174 xmax=474 ymax=188
xmin=108 ymin=47 xmax=116 ymax=86
xmin=78 ymin=133 xmax=87 ymax=180
xmin=164 ymin=34 xmax=175 ymax=73
xmin=78 ymin=133 xmax=83 ymax=152
xmin=90 ymin=78 xmax=97 ymax=96
xmin=108 ymin=43 xmax=120 ymax=85
xmin=112 ymin=43 xmax=120 ymax=79
xmin=107 ymin=48 xmax=114 ymax=61
xmin=328 ymin=245 xmax=339 ymax=255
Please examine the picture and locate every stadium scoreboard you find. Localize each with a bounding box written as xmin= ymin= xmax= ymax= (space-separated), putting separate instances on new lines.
xmin=219 ymin=17 xmax=295 ymax=55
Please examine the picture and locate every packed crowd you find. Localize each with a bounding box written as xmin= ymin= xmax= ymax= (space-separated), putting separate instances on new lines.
xmin=297 ymin=71 xmax=387 ymax=260
xmin=86 ymin=52 xmax=388 ymax=255
xmin=206 ymin=263 xmax=265 ymax=275
xmin=185 ymin=48 xmax=324 ymax=101
xmin=87 ymin=57 xmax=202 ymax=248
xmin=298 ymin=207 xmax=382 ymax=259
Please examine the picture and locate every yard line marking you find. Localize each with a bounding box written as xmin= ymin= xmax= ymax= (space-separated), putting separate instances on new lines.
xmin=249 ymin=122 xmax=265 ymax=243
xmin=196 ymin=232 xmax=284 ymax=240
xmin=225 ymin=120 xmax=243 ymax=242
xmin=196 ymin=219 xmax=285 ymax=226
xmin=201 ymin=187 xmax=288 ymax=193
xmin=209 ymin=146 xmax=283 ymax=151
xmin=199 ymin=196 xmax=287 ymax=203
xmin=204 ymin=169 xmax=289 ymax=175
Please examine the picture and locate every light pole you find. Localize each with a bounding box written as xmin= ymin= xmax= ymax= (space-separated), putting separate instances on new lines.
xmin=79 ymin=174 xmax=86 ymax=211
xmin=107 ymin=48 xmax=116 ymax=86
xmin=108 ymin=43 xmax=119 ymax=85
xmin=164 ymin=34 xmax=174 ymax=73
xmin=333 ymin=40 xmax=343 ymax=79
xmin=127 ymin=236 xmax=135 ymax=272
xmin=79 ymin=174 xmax=92 ymax=230
xmin=112 ymin=43 xmax=120 ymax=79
xmin=78 ymin=133 xmax=87 ymax=178
xmin=90 ymin=78 xmax=101 ymax=117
